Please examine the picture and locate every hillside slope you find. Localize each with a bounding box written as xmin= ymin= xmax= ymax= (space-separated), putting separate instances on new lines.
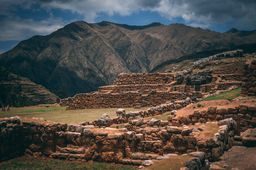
xmin=0 ymin=21 xmax=256 ymax=97
xmin=0 ymin=67 xmax=58 ymax=106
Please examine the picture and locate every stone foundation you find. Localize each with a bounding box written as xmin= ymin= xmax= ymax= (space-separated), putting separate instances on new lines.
xmin=173 ymin=105 xmax=256 ymax=132
xmin=60 ymin=71 xmax=244 ymax=109
xmin=1 ymin=99 xmax=256 ymax=167
xmin=113 ymin=73 xmax=175 ymax=85
xmin=0 ymin=117 xmax=236 ymax=164
xmin=0 ymin=117 xmax=25 ymax=161
xmin=242 ymin=60 xmax=256 ymax=96
xmin=60 ymin=91 xmax=198 ymax=109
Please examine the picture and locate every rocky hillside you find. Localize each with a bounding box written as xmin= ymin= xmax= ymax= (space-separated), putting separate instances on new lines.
xmin=0 ymin=67 xmax=58 ymax=106
xmin=0 ymin=21 xmax=256 ymax=97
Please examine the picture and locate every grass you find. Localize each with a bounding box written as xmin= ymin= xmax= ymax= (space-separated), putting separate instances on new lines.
xmin=0 ymin=155 xmax=136 ymax=170
xmin=202 ymin=88 xmax=241 ymax=101
xmin=0 ymin=104 xmax=146 ymax=124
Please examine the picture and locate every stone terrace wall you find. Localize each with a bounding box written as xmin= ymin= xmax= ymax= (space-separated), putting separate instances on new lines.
xmin=61 ymin=91 xmax=196 ymax=109
xmin=113 ymin=73 xmax=175 ymax=85
xmin=242 ymin=60 xmax=256 ymax=96
xmin=60 ymin=73 xmax=179 ymax=109
xmin=193 ymin=49 xmax=243 ymax=68
xmin=98 ymin=84 xmax=170 ymax=93
xmin=172 ymin=82 xmax=241 ymax=94
xmin=85 ymin=99 xmax=192 ymax=127
xmin=0 ymin=117 xmax=25 ymax=161
xmin=60 ymin=67 xmax=245 ymax=109
xmin=0 ymin=117 xmax=237 ymax=163
xmin=173 ymin=105 xmax=256 ymax=132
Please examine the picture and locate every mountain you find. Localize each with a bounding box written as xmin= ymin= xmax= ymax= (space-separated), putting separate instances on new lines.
xmin=0 ymin=21 xmax=256 ymax=98
xmin=0 ymin=67 xmax=58 ymax=106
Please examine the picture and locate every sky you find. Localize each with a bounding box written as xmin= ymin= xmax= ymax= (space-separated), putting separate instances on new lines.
xmin=0 ymin=0 xmax=256 ymax=53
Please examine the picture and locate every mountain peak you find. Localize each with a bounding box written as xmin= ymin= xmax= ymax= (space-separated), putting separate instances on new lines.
xmin=96 ymin=21 xmax=163 ymax=30
xmin=227 ymin=28 xmax=239 ymax=33
xmin=1 ymin=21 xmax=256 ymax=98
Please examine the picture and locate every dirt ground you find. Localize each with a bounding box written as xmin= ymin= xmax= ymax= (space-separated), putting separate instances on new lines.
xmin=210 ymin=146 xmax=256 ymax=170
xmin=143 ymin=154 xmax=192 ymax=170
xmin=175 ymin=99 xmax=256 ymax=118
xmin=190 ymin=122 xmax=220 ymax=142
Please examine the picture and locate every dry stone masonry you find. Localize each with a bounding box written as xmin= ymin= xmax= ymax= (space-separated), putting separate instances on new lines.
xmin=1 ymin=99 xmax=255 ymax=168
xmin=1 ymin=50 xmax=255 ymax=169
xmin=0 ymin=117 xmax=237 ymax=164
xmin=61 ymin=57 xmax=246 ymax=109
xmin=242 ymin=60 xmax=256 ymax=96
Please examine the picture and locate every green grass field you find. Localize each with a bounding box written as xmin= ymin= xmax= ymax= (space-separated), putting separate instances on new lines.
xmin=0 ymin=156 xmax=136 ymax=170
xmin=202 ymin=88 xmax=241 ymax=101
xmin=0 ymin=104 xmax=146 ymax=124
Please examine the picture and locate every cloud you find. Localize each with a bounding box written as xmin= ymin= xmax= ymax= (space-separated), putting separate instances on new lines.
xmin=155 ymin=0 xmax=256 ymax=30
xmin=0 ymin=18 xmax=64 ymax=41
xmin=0 ymin=0 xmax=256 ymax=43
xmin=37 ymin=0 xmax=256 ymax=30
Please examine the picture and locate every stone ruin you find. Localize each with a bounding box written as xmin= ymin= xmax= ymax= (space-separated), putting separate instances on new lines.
xmin=60 ymin=50 xmax=245 ymax=109
xmin=60 ymin=73 xmax=197 ymax=109
xmin=1 ymin=52 xmax=255 ymax=169
xmin=1 ymin=97 xmax=256 ymax=169
xmin=192 ymin=49 xmax=243 ymax=68
xmin=242 ymin=60 xmax=256 ymax=96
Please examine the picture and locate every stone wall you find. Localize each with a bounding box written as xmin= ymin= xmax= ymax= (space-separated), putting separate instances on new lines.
xmin=173 ymin=105 xmax=256 ymax=132
xmin=0 ymin=117 xmax=237 ymax=164
xmin=84 ymin=98 xmax=192 ymax=127
xmin=60 ymin=91 xmax=196 ymax=109
xmin=172 ymin=82 xmax=241 ymax=93
xmin=1 ymin=99 xmax=255 ymax=164
xmin=113 ymin=73 xmax=175 ymax=85
xmin=0 ymin=117 xmax=25 ymax=161
xmin=193 ymin=49 xmax=243 ymax=68
xmin=98 ymin=84 xmax=170 ymax=93
xmin=60 ymin=68 xmax=245 ymax=109
xmin=242 ymin=60 xmax=256 ymax=96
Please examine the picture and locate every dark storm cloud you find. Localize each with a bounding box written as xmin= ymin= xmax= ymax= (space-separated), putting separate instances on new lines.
xmin=150 ymin=0 xmax=256 ymax=29
xmin=183 ymin=0 xmax=256 ymax=23
xmin=138 ymin=0 xmax=160 ymax=8
xmin=36 ymin=0 xmax=256 ymax=29
xmin=0 ymin=0 xmax=256 ymax=42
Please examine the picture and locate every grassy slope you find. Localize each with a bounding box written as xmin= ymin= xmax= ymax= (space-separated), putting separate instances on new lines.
xmin=0 ymin=104 xmax=146 ymax=124
xmin=0 ymin=156 xmax=135 ymax=170
xmin=202 ymin=88 xmax=241 ymax=101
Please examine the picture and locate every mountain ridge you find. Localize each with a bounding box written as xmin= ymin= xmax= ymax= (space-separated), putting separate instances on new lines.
xmin=1 ymin=21 xmax=256 ymax=98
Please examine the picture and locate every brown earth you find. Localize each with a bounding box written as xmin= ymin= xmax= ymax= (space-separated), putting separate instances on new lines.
xmin=190 ymin=122 xmax=220 ymax=142
xmin=175 ymin=99 xmax=256 ymax=118
xmin=210 ymin=146 xmax=256 ymax=170
xmin=143 ymin=154 xmax=192 ymax=170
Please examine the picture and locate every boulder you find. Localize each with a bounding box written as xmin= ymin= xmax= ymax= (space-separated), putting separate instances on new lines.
xmin=116 ymin=108 xmax=126 ymax=117
xmin=166 ymin=126 xmax=182 ymax=134
xmin=142 ymin=160 xmax=153 ymax=166
xmin=148 ymin=118 xmax=161 ymax=126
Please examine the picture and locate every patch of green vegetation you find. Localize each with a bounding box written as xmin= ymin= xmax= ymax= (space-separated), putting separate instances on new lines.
xmin=13 ymin=107 xmax=66 ymax=114
xmin=0 ymin=104 xmax=146 ymax=124
xmin=203 ymin=88 xmax=241 ymax=101
xmin=0 ymin=156 xmax=136 ymax=170
xmin=196 ymin=103 xmax=204 ymax=108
